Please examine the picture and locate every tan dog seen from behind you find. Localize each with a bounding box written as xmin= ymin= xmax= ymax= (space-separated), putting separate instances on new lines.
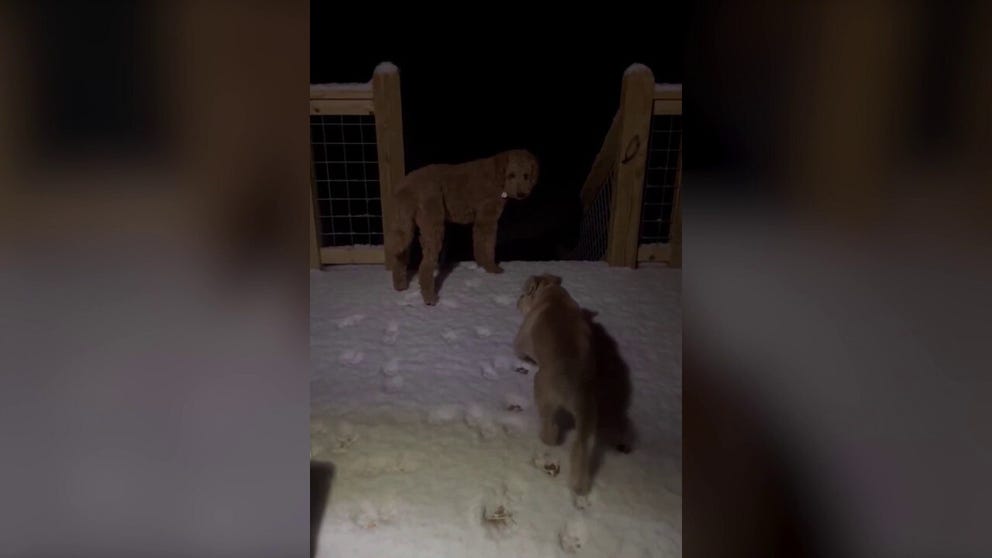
xmin=387 ymin=149 xmax=538 ymax=305
xmin=514 ymin=273 xmax=598 ymax=495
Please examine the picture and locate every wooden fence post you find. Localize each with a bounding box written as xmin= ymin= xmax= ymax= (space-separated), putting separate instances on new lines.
xmin=308 ymin=109 xmax=322 ymax=270
xmin=372 ymin=62 xmax=406 ymax=271
xmin=607 ymin=63 xmax=654 ymax=267
xmin=669 ymin=134 xmax=683 ymax=268
xmin=309 ymin=161 xmax=321 ymax=269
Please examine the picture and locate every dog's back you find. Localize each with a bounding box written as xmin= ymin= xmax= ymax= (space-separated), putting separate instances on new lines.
xmin=525 ymin=287 xmax=596 ymax=390
xmin=394 ymin=155 xmax=492 ymax=194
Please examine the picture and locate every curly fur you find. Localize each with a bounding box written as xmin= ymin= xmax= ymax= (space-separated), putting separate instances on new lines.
xmin=514 ymin=274 xmax=635 ymax=495
xmin=386 ymin=149 xmax=539 ymax=305
xmin=513 ymin=274 xmax=597 ymax=494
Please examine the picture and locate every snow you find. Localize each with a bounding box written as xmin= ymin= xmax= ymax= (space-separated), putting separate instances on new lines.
xmin=311 ymin=261 xmax=681 ymax=557
xmin=654 ymin=83 xmax=682 ymax=95
xmin=374 ymin=61 xmax=399 ymax=74
xmin=310 ymin=82 xmax=372 ymax=92
xmin=624 ymin=63 xmax=652 ymax=77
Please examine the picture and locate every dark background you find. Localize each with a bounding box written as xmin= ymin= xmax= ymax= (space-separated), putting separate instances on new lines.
xmin=6 ymin=3 xmax=991 ymax=558
xmin=310 ymin=5 xmax=687 ymax=262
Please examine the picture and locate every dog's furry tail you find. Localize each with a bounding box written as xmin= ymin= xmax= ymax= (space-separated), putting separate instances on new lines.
xmin=386 ymin=192 xmax=415 ymax=249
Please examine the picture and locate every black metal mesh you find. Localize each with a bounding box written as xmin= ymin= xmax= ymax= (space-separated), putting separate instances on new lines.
xmin=638 ymin=114 xmax=682 ymax=244
xmin=310 ymin=114 xmax=384 ymax=247
xmin=568 ymin=166 xmax=615 ymax=261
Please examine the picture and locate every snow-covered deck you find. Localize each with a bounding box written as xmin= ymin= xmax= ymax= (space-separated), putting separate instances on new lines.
xmin=311 ymin=261 xmax=681 ymax=557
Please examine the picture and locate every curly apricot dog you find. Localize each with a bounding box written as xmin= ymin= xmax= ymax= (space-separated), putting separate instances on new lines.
xmin=387 ymin=149 xmax=538 ymax=305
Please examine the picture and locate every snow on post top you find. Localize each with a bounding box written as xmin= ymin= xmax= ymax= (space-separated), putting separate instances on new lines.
xmin=309 ymin=62 xmax=398 ymax=94
xmin=310 ymin=82 xmax=372 ymax=91
xmin=624 ymin=63 xmax=652 ymax=77
xmin=654 ymin=83 xmax=682 ymax=99
xmin=374 ymin=61 xmax=399 ymax=75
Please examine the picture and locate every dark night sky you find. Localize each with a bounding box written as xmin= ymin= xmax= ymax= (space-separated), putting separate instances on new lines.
xmin=311 ymin=5 xmax=688 ymax=261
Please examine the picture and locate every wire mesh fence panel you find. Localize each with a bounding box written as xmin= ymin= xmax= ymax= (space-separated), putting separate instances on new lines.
xmin=310 ymin=113 xmax=384 ymax=247
xmin=639 ymin=114 xmax=682 ymax=244
xmin=568 ymin=166 xmax=616 ymax=261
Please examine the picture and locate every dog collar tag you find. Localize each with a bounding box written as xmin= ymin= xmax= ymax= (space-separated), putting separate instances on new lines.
xmin=501 ymin=191 xmax=508 ymax=199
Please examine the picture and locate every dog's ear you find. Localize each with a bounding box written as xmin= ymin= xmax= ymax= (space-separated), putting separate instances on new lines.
xmin=582 ymin=308 xmax=598 ymax=320
xmin=543 ymin=274 xmax=562 ymax=286
xmin=522 ymin=276 xmax=539 ymax=295
xmin=494 ymin=151 xmax=509 ymax=187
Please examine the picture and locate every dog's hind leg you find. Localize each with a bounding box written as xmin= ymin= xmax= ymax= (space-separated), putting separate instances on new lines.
xmin=513 ymin=327 xmax=534 ymax=362
xmin=569 ymin=395 xmax=597 ymax=495
xmin=473 ymin=220 xmax=503 ymax=274
xmin=386 ymin=201 xmax=415 ymax=290
xmin=415 ymin=203 xmax=444 ymax=305
xmin=534 ymin=369 xmax=562 ymax=446
xmin=472 ymin=204 xmax=504 ymax=274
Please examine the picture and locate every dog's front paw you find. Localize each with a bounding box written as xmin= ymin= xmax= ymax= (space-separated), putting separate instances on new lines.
xmin=421 ymin=291 xmax=439 ymax=306
xmin=483 ymin=264 xmax=504 ymax=274
xmin=570 ymin=474 xmax=592 ymax=496
xmin=391 ymin=268 xmax=409 ymax=291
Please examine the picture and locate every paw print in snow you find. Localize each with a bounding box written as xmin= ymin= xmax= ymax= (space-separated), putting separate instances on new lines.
xmin=442 ymin=329 xmax=459 ymax=342
xmin=350 ymin=499 xmax=400 ymax=530
xmin=474 ymin=325 xmax=492 ymax=338
xmin=559 ymin=516 xmax=589 ymax=554
xmin=515 ymin=359 xmax=538 ymax=375
xmin=465 ymin=403 xmax=498 ymax=439
xmin=497 ymin=412 xmax=528 ymax=434
xmin=331 ymin=421 xmax=359 ymax=453
xmin=480 ymin=361 xmax=499 ymax=380
xmin=383 ymin=321 xmax=399 ymax=344
xmin=398 ymin=290 xmax=421 ymax=307
xmin=382 ymin=375 xmax=404 ymax=393
xmin=336 ymin=314 xmax=366 ymax=328
xmin=475 ymin=480 xmax=523 ymax=539
xmin=426 ymin=405 xmax=462 ymax=425
xmin=381 ymin=358 xmax=400 ymax=376
xmin=339 ymin=350 xmax=365 ymax=365
xmin=532 ymin=452 xmax=560 ymax=477
xmin=503 ymin=393 xmax=528 ymax=412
